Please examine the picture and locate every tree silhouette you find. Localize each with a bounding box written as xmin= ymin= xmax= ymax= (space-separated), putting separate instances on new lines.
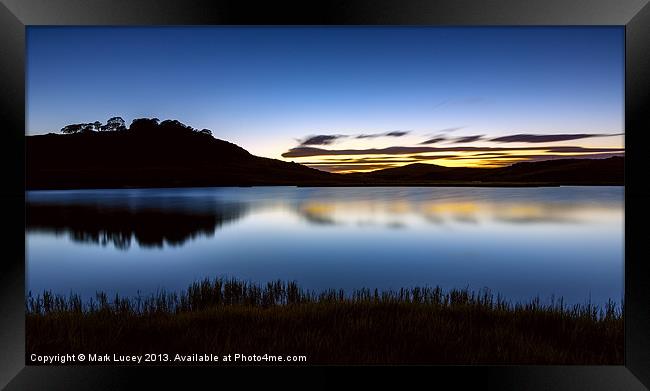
xmin=57 ymin=116 xmax=216 ymax=139
xmin=60 ymin=124 xmax=83 ymax=134
xmin=61 ymin=121 xmax=101 ymax=134
xmin=90 ymin=121 xmax=101 ymax=132
xmin=100 ymin=117 xmax=126 ymax=132
xmin=159 ymin=119 xmax=196 ymax=135
xmin=129 ymin=118 xmax=160 ymax=133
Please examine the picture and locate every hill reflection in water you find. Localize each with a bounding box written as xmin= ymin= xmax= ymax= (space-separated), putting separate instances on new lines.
xmin=27 ymin=195 xmax=248 ymax=249
xmin=27 ymin=186 xmax=619 ymax=250
xmin=26 ymin=187 xmax=623 ymax=305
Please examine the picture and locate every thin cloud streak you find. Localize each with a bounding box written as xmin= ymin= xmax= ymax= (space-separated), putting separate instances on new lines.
xmin=303 ymin=155 xmax=458 ymax=165
xmin=281 ymin=145 xmax=624 ymax=158
xmin=356 ymin=131 xmax=410 ymax=139
xmin=299 ymin=134 xmax=346 ymax=146
xmin=449 ymin=152 xmax=625 ymax=161
xmin=490 ymin=133 xmax=622 ymax=143
xmin=419 ymin=137 xmax=447 ymax=145
xmin=452 ymin=135 xmax=484 ymax=143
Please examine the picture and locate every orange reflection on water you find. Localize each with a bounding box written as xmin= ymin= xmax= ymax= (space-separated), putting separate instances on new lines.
xmin=291 ymin=198 xmax=620 ymax=227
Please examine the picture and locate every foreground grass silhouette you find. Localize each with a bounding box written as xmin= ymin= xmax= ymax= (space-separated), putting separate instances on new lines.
xmin=26 ymin=278 xmax=623 ymax=364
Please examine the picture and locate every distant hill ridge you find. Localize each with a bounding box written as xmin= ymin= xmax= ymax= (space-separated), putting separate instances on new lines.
xmin=26 ymin=117 xmax=623 ymax=189
xmin=352 ymin=157 xmax=624 ymax=184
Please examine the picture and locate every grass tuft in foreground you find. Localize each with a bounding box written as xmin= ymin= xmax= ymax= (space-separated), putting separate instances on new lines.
xmin=26 ymin=278 xmax=623 ymax=364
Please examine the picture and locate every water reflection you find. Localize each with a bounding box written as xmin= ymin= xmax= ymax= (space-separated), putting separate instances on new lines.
xmin=293 ymin=198 xmax=612 ymax=227
xmin=297 ymin=203 xmax=339 ymax=225
xmin=27 ymin=187 xmax=618 ymax=249
xmin=27 ymin=197 xmax=248 ymax=249
xmin=26 ymin=187 xmax=623 ymax=305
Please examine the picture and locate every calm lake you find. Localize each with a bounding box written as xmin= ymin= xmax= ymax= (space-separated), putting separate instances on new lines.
xmin=26 ymin=186 xmax=623 ymax=306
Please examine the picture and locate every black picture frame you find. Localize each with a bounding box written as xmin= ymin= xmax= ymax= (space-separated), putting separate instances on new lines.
xmin=1 ymin=0 xmax=649 ymax=389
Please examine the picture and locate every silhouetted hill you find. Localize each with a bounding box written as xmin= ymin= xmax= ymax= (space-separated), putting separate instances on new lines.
xmin=352 ymin=163 xmax=483 ymax=182
xmin=27 ymin=117 xmax=623 ymax=189
xmin=27 ymin=127 xmax=343 ymax=189
xmin=486 ymin=157 xmax=624 ymax=183
xmin=351 ymin=157 xmax=623 ymax=185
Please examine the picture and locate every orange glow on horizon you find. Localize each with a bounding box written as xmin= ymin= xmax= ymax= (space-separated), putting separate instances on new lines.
xmin=299 ymin=151 xmax=623 ymax=174
xmin=275 ymin=134 xmax=624 ymax=174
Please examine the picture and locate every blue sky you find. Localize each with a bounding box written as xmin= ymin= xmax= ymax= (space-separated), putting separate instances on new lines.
xmin=27 ymin=26 xmax=624 ymax=172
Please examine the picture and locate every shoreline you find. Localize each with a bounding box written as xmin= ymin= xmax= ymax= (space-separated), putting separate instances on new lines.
xmin=25 ymin=182 xmax=624 ymax=191
xmin=26 ymin=278 xmax=623 ymax=365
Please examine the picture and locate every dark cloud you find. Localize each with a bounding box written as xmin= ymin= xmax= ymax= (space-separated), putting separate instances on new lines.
xmin=490 ymin=133 xmax=622 ymax=143
xmin=419 ymin=137 xmax=447 ymax=145
xmin=526 ymin=152 xmax=626 ymax=161
xmin=356 ymin=131 xmax=410 ymax=139
xmin=452 ymin=135 xmax=484 ymax=143
xmin=299 ymin=134 xmax=345 ymax=146
xmin=281 ymin=145 xmax=624 ymax=158
xmin=283 ymin=146 xmax=435 ymax=158
xmin=419 ymin=127 xmax=465 ymax=144
xmin=409 ymin=155 xmax=458 ymax=160
xmin=542 ymin=146 xmax=623 ymax=153
xmin=450 ymin=152 xmax=624 ymax=161
xmin=303 ymin=155 xmax=458 ymax=166
xmin=469 ymin=152 xmax=505 ymax=156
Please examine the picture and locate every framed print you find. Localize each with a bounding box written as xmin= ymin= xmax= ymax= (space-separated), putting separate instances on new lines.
xmin=1 ymin=0 xmax=649 ymax=389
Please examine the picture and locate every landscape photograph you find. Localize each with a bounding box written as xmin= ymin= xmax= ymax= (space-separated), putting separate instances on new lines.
xmin=25 ymin=26 xmax=624 ymax=364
